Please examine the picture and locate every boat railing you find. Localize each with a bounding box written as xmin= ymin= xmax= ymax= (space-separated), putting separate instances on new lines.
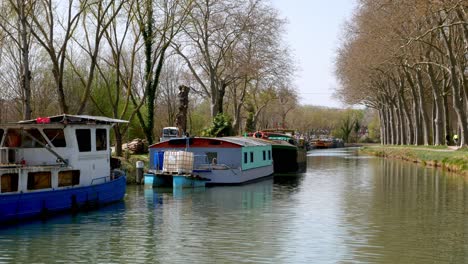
xmin=193 ymin=163 xmax=233 ymax=172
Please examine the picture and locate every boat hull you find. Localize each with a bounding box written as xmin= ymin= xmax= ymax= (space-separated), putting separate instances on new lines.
xmin=196 ymin=165 xmax=273 ymax=185
xmin=144 ymin=173 xmax=207 ymax=188
xmin=271 ymin=145 xmax=307 ymax=175
xmin=0 ymin=175 xmax=126 ymax=224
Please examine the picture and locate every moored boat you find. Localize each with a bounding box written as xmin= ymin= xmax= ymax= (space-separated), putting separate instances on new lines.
xmin=145 ymin=137 xmax=274 ymax=186
xmin=0 ymin=114 xmax=127 ymax=225
xmin=252 ymin=130 xmax=307 ymax=174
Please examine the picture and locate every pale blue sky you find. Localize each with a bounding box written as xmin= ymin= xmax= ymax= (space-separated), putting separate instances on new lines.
xmin=271 ymin=0 xmax=357 ymax=108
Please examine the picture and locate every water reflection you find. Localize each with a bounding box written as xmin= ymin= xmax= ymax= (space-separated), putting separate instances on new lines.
xmin=347 ymin=158 xmax=468 ymax=264
xmin=0 ymin=149 xmax=467 ymax=263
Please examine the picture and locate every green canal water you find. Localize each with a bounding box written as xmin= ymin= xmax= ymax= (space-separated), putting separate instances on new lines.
xmin=0 ymin=148 xmax=467 ymax=263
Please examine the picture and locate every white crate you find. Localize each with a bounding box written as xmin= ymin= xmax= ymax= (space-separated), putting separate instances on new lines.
xmin=162 ymin=151 xmax=194 ymax=174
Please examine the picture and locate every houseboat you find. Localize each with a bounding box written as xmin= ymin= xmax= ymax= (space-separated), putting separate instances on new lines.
xmin=145 ymin=137 xmax=274 ymax=186
xmin=0 ymin=114 xmax=127 ymax=224
xmin=252 ymin=130 xmax=307 ymax=174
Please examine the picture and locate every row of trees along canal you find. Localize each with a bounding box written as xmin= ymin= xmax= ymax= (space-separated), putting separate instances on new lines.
xmin=0 ymin=0 xmax=301 ymax=156
xmin=335 ymin=0 xmax=468 ymax=147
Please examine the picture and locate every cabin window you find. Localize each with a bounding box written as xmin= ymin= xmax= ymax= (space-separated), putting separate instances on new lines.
xmin=206 ymin=152 xmax=218 ymax=164
xmin=43 ymin=129 xmax=67 ymax=147
xmin=4 ymin=129 xmax=21 ymax=147
xmin=263 ymin=150 xmax=266 ymax=160
xmin=21 ymin=128 xmax=47 ymax=148
xmin=250 ymin=152 xmax=254 ymax=163
xmin=58 ymin=170 xmax=80 ymax=187
xmin=268 ymin=150 xmax=271 ymax=160
xmin=27 ymin=172 xmax=51 ymax=190
xmin=244 ymin=152 xmax=248 ymax=164
xmin=96 ymin=129 xmax=107 ymax=151
xmin=1 ymin=173 xmax=18 ymax=193
xmin=76 ymin=129 xmax=91 ymax=152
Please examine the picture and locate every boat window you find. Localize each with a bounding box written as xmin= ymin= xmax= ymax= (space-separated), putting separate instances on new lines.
xmin=244 ymin=152 xmax=248 ymax=164
xmin=206 ymin=152 xmax=217 ymax=164
xmin=27 ymin=172 xmax=52 ymax=190
xmin=268 ymin=150 xmax=271 ymax=160
xmin=1 ymin=173 xmax=18 ymax=193
xmin=21 ymin=128 xmax=47 ymax=148
xmin=43 ymin=129 xmax=67 ymax=147
xmin=4 ymin=129 xmax=21 ymax=147
xmin=250 ymin=152 xmax=254 ymax=163
xmin=58 ymin=170 xmax=80 ymax=187
xmin=96 ymin=129 xmax=107 ymax=151
xmin=76 ymin=129 xmax=91 ymax=152
xmin=263 ymin=150 xmax=266 ymax=160
xmin=163 ymin=128 xmax=179 ymax=136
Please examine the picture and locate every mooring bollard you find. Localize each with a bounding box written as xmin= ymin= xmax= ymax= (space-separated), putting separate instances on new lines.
xmin=136 ymin=161 xmax=144 ymax=184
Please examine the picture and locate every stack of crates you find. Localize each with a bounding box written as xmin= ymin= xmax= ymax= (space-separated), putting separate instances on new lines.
xmin=162 ymin=150 xmax=194 ymax=174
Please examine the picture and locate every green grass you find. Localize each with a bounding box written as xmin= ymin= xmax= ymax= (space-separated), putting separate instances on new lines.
xmin=360 ymin=145 xmax=468 ymax=176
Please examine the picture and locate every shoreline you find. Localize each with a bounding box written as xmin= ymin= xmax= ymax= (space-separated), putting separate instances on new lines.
xmin=359 ymin=145 xmax=468 ymax=177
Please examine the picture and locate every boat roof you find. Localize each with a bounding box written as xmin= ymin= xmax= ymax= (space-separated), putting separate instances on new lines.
xmin=149 ymin=136 xmax=271 ymax=148
xmin=17 ymin=114 xmax=128 ymax=125
xmin=221 ymin=136 xmax=271 ymax=147
xmin=258 ymin=129 xmax=296 ymax=136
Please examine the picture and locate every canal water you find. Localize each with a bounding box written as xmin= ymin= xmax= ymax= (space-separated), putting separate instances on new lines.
xmin=0 ymin=148 xmax=467 ymax=263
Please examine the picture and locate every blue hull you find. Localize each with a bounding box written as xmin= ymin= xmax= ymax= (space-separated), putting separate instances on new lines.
xmin=144 ymin=173 xmax=172 ymax=187
xmin=173 ymin=175 xmax=206 ymax=188
xmin=144 ymin=173 xmax=206 ymax=188
xmin=0 ymin=175 xmax=126 ymax=224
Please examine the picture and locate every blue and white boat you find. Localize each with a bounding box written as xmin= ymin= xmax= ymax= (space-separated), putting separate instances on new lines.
xmin=0 ymin=114 xmax=127 ymax=224
xmin=145 ymin=137 xmax=274 ymax=187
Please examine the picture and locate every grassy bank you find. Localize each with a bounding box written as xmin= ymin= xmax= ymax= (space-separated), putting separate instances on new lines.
xmin=360 ymin=145 xmax=468 ymax=177
xmin=116 ymin=154 xmax=150 ymax=184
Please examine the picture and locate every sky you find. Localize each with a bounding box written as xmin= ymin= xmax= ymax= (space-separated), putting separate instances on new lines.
xmin=271 ymin=0 xmax=357 ymax=108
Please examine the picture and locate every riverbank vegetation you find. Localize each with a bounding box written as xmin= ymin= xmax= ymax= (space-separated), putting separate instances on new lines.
xmin=335 ymin=1 xmax=468 ymax=147
xmin=0 ymin=0 xmax=382 ymax=155
xmin=361 ymin=146 xmax=468 ymax=177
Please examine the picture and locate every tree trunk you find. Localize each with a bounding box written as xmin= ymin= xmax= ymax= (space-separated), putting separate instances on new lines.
xmin=114 ymin=125 xmax=123 ymax=157
xmin=389 ymin=106 xmax=396 ymax=145
xmin=398 ymin=87 xmax=413 ymax=145
xmin=396 ymin=95 xmax=406 ymax=144
xmin=442 ymin=84 xmax=451 ymax=145
xmin=440 ymin=25 xmax=468 ymax=147
xmin=405 ymin=70 xmax=422 ymax=145
xmin=379 ymin=109 xmax=385 ymax=145
xmin=427 ymin=64 xmax=444 ymax=145
xmin=415 ymin=70 xmax=431 ymax=145
xmin=18 ymin=0 xmax=32 ymax=120
xmin=175 ymin=85 xmax=190 ymax=135
xmin=394 ymin=104 xmax=401 ymax=145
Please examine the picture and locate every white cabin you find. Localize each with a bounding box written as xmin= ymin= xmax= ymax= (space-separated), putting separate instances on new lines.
xmin=0 ymin=115 xmax=127 ymax=194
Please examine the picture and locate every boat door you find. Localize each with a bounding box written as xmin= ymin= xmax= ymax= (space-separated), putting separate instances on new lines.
xmin=73 ymin=127 xmax=110 ymax=185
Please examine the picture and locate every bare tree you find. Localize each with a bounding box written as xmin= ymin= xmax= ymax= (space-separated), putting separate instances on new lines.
xmin=133 ymin=0 xmax=192 ymax=144
xmin=0 ymin=0 xmax=33 ymax=119
xmin=28 ymin=0 xmax=87 ymax=114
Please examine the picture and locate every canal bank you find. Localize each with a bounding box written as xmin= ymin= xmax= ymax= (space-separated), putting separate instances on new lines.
xmin=360 ymin=145 xmax=468 ymax=177
xmin=119 ymin=154 xmax=150 ymax=184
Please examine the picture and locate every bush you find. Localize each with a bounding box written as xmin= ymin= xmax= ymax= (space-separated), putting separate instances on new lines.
xmin=201 ymin=113 xmax=233 ymax=137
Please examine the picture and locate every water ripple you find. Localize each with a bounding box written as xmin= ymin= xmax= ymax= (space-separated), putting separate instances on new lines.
xmin=1 ymin=149 xmax=467 ymax=263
